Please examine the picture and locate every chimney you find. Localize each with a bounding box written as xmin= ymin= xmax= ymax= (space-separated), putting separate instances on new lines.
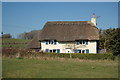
xmin=91 ymin=13 xmax=96 ymax=26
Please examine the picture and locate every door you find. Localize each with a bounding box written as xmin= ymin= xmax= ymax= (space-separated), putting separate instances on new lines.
xmin=66 ymin=49 xmax=72 ymax=53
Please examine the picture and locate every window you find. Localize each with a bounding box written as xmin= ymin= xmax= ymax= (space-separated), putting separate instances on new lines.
xmin=78 ymin=50 xmax=81 ymax=53
xmin=76 ymin=40 xmax=88 ymax=45
xmin=82 ymin=50 xmax=85 ymax=53
xmin=80 ymin=40 xmax=82 ymax=44
xmin=46 ymin=40 xmax=48 ymax=45
xmin=45 ymin=49 xmax=49 ymax=52
xmin=54 ymin=40 xmax=56 ymax=45
xmin=57 ymin=49 xmax=60 ymax=53
xmin=51 ymin=40 xmax=54 ymax=44
xmin=46 ymin=49 xmax=60 ymax=53
xmin=74 ymin=49 xmax=88 ymax=53
xmin=53 ymin=49 xmax=56 ymax=53
xmin=86 ymin=49 xmax=89 ymax=53
xmin=50 ymin=50 xmax=52 ymax=53
xmin=74 ymin=49 xmax=78 ymax=53
xmin=76 ymin=40 xmax=79 ymax=45
xmin=76 ymin=42 xmax=79 ymax=45
xmin=83 ymin=40 xmax=85 ymax=44
xmin=49 ymin=40 xmax=51 ymax=44
xmin=86 ymin=40 xmax=88 ymax=45
xmin=45 ymin=40 xmax=57 ymax=45
xmin=74 ymin=49 xmax=82 ymax=53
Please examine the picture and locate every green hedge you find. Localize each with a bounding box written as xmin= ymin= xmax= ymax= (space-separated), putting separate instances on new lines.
xmin=44 ymin=53 xmax=116 ymax=60
xmin=2 ymin=48 xmax=117 ymax=60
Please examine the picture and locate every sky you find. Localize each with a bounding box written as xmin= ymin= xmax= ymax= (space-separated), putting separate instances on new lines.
xmin=2 ymin=2 xmax=118 ymax=38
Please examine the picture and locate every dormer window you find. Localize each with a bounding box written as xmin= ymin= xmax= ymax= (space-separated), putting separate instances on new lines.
xmin=76 ymin=40 xmax=88 ymax=45
xmin=86 ymin=40 xmax=88 ymax=45
xmin=80 ymin=40 xmax=82 ymax=44
xmin=45 ymin=40 xmax=57 ymax=45
xmin=54 ymin=40 xmax=56 ymax=45
xmin=76 ymin=40 xmax=79 ymax=45
xmin=46 ymin=40 xmax=48 ymax=45
xmin=83 ymin=40 xmax=85 ymax=44
xmin=51 ymin=40 xmax=54 ymax=44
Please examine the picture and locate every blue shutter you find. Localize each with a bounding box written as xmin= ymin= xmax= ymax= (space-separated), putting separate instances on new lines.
xmin=86 ymin=40 xmax=88 ymax=45
xmin=74 ymin=49 xmax=78 ymax=53
xmin=46 ymin=40 xmax=48 ymax=45
xmin=45 ymin=49 xmax=49 ymax=52
xmin=57 ymin=49 xmax=60 ymax=53
xmin=86 ymin=49 xmax=89 ymax=53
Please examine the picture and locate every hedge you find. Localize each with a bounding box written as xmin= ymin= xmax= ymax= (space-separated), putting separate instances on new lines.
xmin=44 ymin=53 xmax=116 ymax=60
xmin=2 ymin=48 xmax=117 ymax=60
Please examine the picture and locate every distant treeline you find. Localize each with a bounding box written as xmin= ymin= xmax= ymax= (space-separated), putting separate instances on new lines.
xmin=1 ymin=33 xmax=12 ymax=38
xmin=1 ymin=30 xmax=39 ymax=39
xmin=17 ymin=30 xmax=39 ymax=40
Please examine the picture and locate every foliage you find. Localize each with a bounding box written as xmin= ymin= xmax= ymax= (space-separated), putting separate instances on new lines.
xmin=2 ymin=48 xmax=117 ymax=60
xmin=45 ymin=53 xmax=116 ymax=60
xmin=18 ymin=30 xmax=39 ymax=40
xmin=99 ymin=28 xmax=120 ymax=55
xmin=2 ymin=34 xmax=12 ymax=38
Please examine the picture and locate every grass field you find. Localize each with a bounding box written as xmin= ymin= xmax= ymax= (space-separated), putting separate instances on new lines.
xmin=2 ymin=38 xmax=31 ymax=48
xmin=2 ymin=38 xmax=30 ymax=43
xmin=2 ymin=58 xmax=118 ymax=78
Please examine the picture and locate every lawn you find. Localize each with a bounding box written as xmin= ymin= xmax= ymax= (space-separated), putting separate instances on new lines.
xmin=2 ymin=58 xmax=118 ymax=78
xmin=2 ymin=38 xmax=31 ymax=48
xmin=2 ymin=38 xmax=30 ymax=43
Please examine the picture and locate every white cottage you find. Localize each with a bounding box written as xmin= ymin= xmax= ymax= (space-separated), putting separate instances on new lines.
xmin=27 ymin=14 xmax=99 ymax=53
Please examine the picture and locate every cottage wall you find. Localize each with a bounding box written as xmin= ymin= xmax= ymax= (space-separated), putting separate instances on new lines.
xmin=41 ymin=41 xmax=97 ymax=53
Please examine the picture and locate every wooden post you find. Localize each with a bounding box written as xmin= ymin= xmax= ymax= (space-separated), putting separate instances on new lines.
xmin=70 ymin=53 xmax=72 ymax=58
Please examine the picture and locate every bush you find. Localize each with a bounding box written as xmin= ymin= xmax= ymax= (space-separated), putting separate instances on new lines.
xmin=2 ymin=34 xmax=12 ymax=38
xmin=45 ymin=53 xmax=116 ymax=60
xmin=2 ymin=48 xmax=117 ymax=60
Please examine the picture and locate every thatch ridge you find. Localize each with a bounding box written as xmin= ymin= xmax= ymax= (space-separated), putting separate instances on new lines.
xmin=39 ymin=21 xmax=99 ymax=41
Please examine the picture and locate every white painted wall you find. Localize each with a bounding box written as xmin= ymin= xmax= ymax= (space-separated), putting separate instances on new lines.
xmin=41 ymin=41 xmax=97 ymax=53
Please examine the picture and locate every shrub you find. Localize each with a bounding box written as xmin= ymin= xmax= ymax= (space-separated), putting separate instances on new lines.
xmin=44 ymin=53 xmax=116 ymax=60
xmin=2 ymin=48 xmax=117 ymax=60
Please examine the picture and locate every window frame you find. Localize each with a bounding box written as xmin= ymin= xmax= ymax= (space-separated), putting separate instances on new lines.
xmin=86 ymin=49 xmax=89 ymax=53
xmin=45 ymin=40 xmax=57 ymax=45
xmin=45 ymin=49 xmax=49 ymax=52
xmin=57 ymin=49 xmax=60 ymax=53
xmin=46 ymin=40 xmax=48 ymax=45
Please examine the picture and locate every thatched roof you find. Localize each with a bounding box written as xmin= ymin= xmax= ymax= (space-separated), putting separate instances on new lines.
xmin=27 ymin=21 xmax=99 ymax=49
xmin=26 ymin=30 xmax=42 ymax=49
xmin=39 ymin=21 xmax=99 ymax=41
